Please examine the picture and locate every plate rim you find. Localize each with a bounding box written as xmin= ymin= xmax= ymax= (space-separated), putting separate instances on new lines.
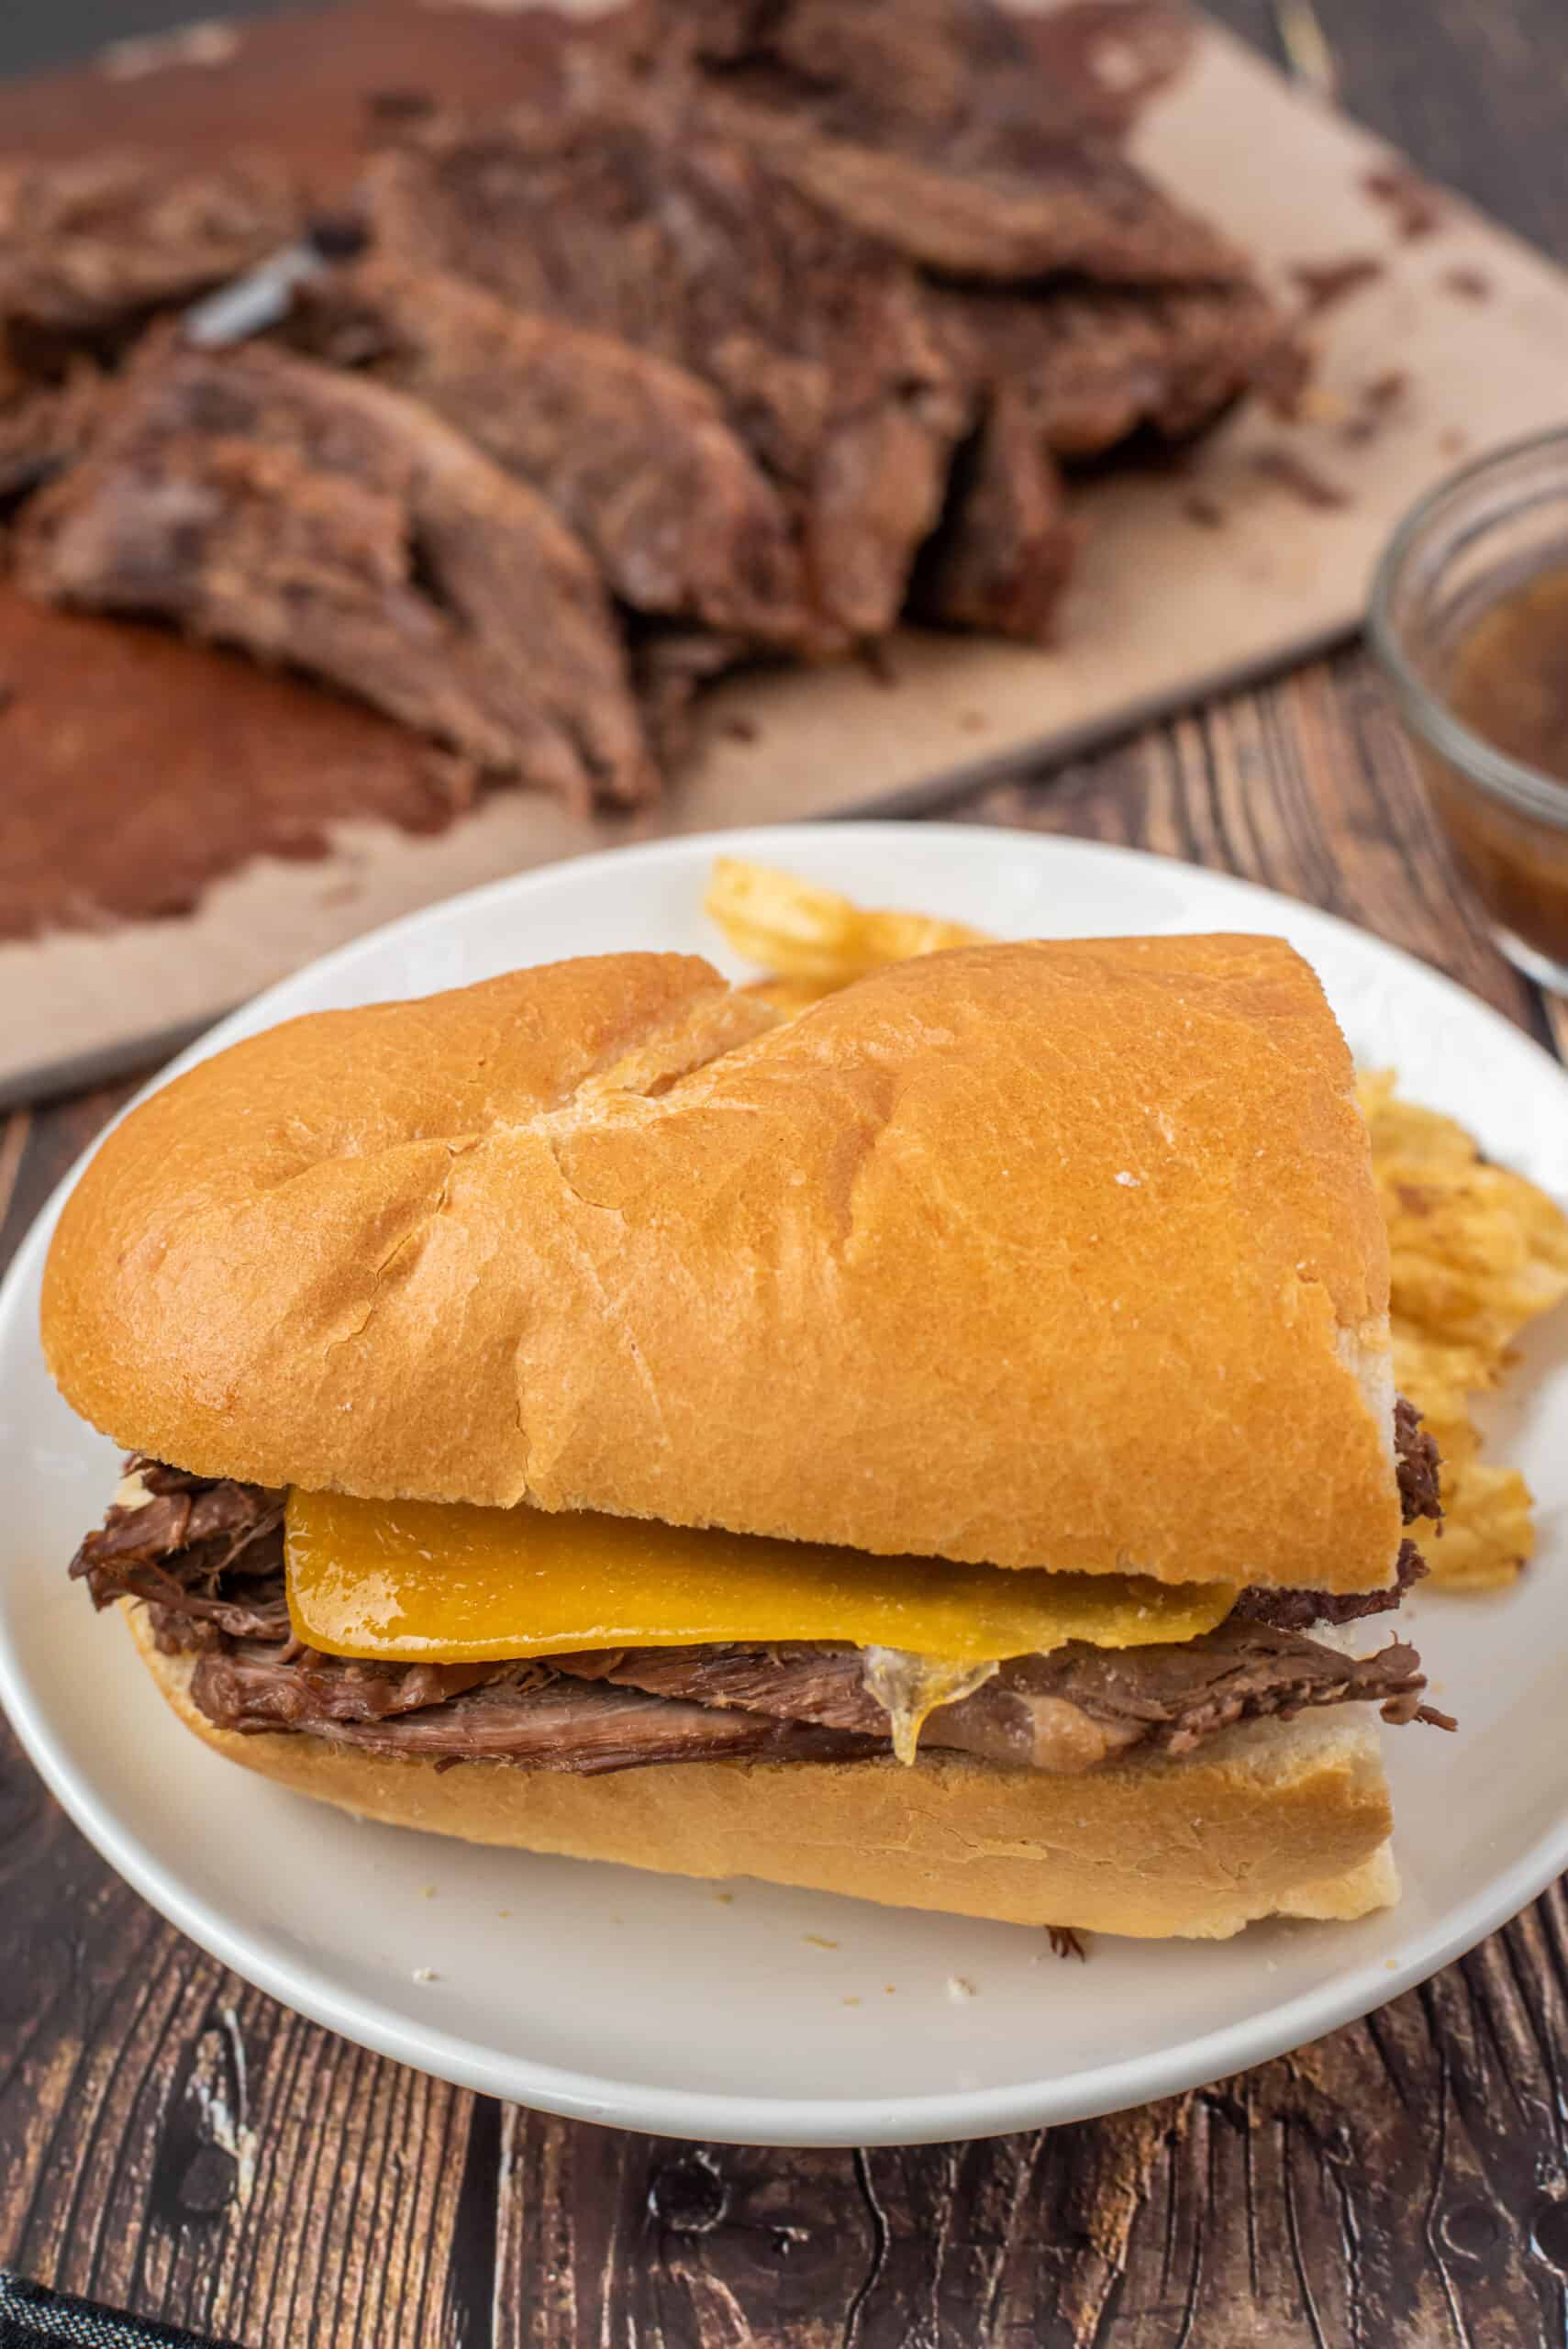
xmin=3 ymin=818 xmax=1566 ymax=2147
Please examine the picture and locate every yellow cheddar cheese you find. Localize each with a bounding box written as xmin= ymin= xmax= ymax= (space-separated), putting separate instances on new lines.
xmin=285 ymin=1489 xmax=1239 ymax=1666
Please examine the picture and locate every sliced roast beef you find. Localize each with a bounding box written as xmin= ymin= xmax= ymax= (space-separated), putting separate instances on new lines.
xmin=0 ymin=365 xmax=109 ymax=507
xmin=191 ymin=1645 xmax=880 ymax=1772
xmin=0 ymin=151 xmax=299 ymax=363
xmin=910 ymin=387 xmax=1082 ymax=641
xmin=701 ymin=106 xmax=1248 ymax=290
xmin=72 ymin=1427 xmax=1444 ymax=1779
xmin=640 ymin=0 xmax=1193 ymax=157
xmin=629 ymin=623 xmax=753 ymax=767
xmin=287 ymin=255 xmax=816 ymax=648
xmin=358 ymin=92 xmax=967 ymax=640
xmin=194 ymin=1641 xmax=510 ymax=1724
xmin=638 ymin=0 xmax=1248 ymax=286
xmin=929 ymin=279 xmax=1295 ymax=462
xmin=633 ymin=0 xmax=1082 ymax=158
xmin=557 ymin=1620 xmax=1442 ymax=1774
xmin=17 ymin=333 xmax=657 ymax=811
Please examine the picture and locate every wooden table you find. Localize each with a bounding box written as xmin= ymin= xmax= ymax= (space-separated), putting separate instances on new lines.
xmin=5 ymin=3 xmax=1568 ymax=2342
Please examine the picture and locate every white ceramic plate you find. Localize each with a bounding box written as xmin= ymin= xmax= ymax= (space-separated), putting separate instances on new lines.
xmin=3 ymin=824 xmax=1566 ymax=2147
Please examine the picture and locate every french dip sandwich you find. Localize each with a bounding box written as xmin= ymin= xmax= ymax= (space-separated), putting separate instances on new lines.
xmin=45 ymin=934 xmax=1450 ymax=1939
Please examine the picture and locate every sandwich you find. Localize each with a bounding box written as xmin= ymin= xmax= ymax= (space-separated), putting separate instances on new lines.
xmin=43 ymin=933 xmax=1450 ymax=1940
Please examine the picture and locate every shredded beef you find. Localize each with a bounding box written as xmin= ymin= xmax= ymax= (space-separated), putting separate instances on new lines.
xmin=70 ymin=1458 xmax=287 ymax=1641
xmin=73 ymin=1441 xmax=1447 ymax=1779
xmin=1395 ymin=1395 xmax=1442 ymax=1523
xmin=1237 ymin=1399 xmax=1441 ymax=1632
xmin=1233 ymin=1536 xmax=1429 ymax=1635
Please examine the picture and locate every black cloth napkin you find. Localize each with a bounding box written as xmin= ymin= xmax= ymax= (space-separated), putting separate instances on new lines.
xmin=0 ymin=2275 xmax=247 ymax=2349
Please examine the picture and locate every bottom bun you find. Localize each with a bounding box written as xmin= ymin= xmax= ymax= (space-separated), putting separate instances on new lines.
xmin=130 ymin=1609 xmax=1398 ymax=1939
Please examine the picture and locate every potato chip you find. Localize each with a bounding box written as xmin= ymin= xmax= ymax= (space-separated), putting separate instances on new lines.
xmin=1384 ymin=1171 xmax=1568 ymax=1350
xmin=1424 ymin=1458 xmax=1537 ymax=1590
xmin=1362 ymin=1074 xmax=1568 ymax=1329
xmin=706 ymin=856 xmax=987 ymax=988
xmin=1362 ymin=1067 xmax=1568 ymax=1586
xmin=1357 ymin=1081 xmax=1484 ymax=1173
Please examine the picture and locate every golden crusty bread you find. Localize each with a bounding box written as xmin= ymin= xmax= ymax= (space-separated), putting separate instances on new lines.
xmin=128 ymin=1607 xmax=1398 ymax=1939
xmin=43 ymin=934 xmax=1400 ymax=1590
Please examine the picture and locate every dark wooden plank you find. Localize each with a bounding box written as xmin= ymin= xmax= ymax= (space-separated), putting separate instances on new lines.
xmin=0 ymin=1702 xmax=477 ymax=2345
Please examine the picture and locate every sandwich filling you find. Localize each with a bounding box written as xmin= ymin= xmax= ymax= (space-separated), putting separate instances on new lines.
xmin=68 ymin=1405 xmax=1451 ymax=1777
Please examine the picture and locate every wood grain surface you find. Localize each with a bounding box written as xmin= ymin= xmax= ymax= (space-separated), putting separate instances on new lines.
xmin=3 ymin=4 xmax=1568 ymax=2343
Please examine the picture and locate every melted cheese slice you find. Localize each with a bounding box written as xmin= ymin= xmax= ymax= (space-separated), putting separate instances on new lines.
xmin=862 ymin=1649 xmax=1001 ymax=1765
xmin=285 ymin=1489 xmax=1238 ymax=1666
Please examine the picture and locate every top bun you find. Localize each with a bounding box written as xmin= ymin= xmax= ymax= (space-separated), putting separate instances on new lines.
xmin=41 ymin=934 xmax=1400 ymax=1591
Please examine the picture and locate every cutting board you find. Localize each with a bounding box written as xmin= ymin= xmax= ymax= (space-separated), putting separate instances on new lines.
xmin=4 ymin=0 xmax=1568 ymax=1104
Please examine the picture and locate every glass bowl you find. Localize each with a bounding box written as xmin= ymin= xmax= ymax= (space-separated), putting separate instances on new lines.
xmin=1369 ymin=427 xmax=1568 ymax=993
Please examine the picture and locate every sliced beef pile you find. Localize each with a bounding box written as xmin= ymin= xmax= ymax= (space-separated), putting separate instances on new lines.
xmin=17 ymin=332 xmax=656 ymax=810
xmin=0 ymin=151 xmax=299 ymax=370
xmin=286 ymin=254 xmax=816 ymax=649
xmin=641 ymin=0 xmax=1194 ymax=165
xmin=600 ymin=0 xmax=1295 ymax=646
xmin=908 ymin=278 xmax=1290 ymax=639
xmin=633 ymin=0 xmax=1073 ymax=151
xmin=357 ymin=91 xmax=969 ymax=642
xmin=638 ymin=0 xmax=1249 ymax=284
xmin=929 ymin=281 xmax=1295 ymax=462
xmin=71 ymin=1436 xmax=1448 ymax=1782
xmin=0 ymin=0 xmax=1297 ymax=797
xmin=71 ymin=1458 xmax=287 ymax=1640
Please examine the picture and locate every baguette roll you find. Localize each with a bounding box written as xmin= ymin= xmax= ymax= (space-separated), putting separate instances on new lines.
xmin=44 ymin=935 xmax=1400 ymax=1591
